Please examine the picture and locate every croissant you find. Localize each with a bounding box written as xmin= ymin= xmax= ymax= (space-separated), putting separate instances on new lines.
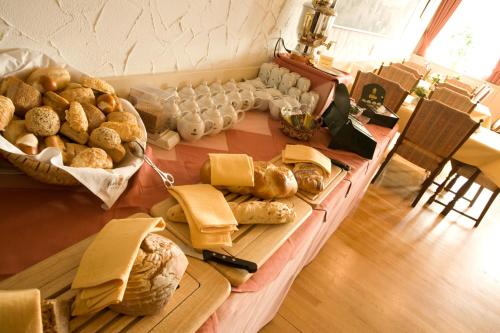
xmin=293 ymin=162 xmax=325 ymax=194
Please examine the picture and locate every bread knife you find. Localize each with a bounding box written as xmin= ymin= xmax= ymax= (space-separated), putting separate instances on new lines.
xmin=174 ymin=239 xmax=258 ymax=273
xmin=330 ymin=158 xmax=351 ymax=171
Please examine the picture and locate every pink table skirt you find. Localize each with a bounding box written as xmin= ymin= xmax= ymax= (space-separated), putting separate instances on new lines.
xmin=0 ymin=111 xmax=397 ymax=332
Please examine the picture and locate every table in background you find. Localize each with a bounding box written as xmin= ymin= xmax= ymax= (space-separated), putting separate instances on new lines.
xmin=397 ymin=99 xmax=500 ymax=189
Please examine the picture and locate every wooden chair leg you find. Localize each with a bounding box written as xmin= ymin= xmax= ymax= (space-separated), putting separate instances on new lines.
xmin=412 ymin=169 xmax=441 ymax=207
xmin=469 ymin=186 xmax=483 ymax=207
xmin=441 ymin=169 xmax=480 ymax=216
xmin=426 ymin=164 xmax=459 ymax=205
xmin=445 ymin=173 xmax=460 ymax=191
xmin=474 ymin=188 xmax=499 ymax=228
xmin=372 ymin=148 xmax=396 ymax=184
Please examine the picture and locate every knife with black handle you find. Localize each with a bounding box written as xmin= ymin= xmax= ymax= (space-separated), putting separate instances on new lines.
xmin=202 ymin=250 xmax=258 ymax=273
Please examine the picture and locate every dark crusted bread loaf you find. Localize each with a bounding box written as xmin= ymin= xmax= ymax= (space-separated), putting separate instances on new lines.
xmin=109 ymin=233 xmax=188 ymax=316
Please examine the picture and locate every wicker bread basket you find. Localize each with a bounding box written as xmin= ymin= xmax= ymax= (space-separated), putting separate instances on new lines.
xmin=2 ymin=151 xmax=79 ymax=185
xmin=279 ymin=112 xmax=320 ymax=141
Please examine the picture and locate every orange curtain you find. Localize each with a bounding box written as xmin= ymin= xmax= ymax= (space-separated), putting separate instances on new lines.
xmin=414 ymin=0 xmax=462 ymax=56
xmin=487 ymin=59 xmax=500 ymax=85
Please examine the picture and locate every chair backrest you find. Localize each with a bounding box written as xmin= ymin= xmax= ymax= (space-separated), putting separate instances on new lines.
xmin=445 ymin=77 xmax=475 ymax=94
xmin=378 ymin=65 xmax=420 ymax=91
xmin=401 ymin=60 xmax=430 ymax=77
xmin=437 ymin=82 xmax=472 ymax=98
xmin=429 ymin=86 xmax=476 ymax=113
xmin=396 ymin=99 xmax=480 ymax=172
xmin=350 ymin=71 xmax=408 ymax=113
xmin=391 ymin=63 xmax=422 ymax=78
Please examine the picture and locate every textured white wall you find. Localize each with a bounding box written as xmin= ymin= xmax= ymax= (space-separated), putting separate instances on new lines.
xmin=0 ymin=0 xmax=303 ymax=76
xmin=0 ymin=0 xmax=437 ymax=78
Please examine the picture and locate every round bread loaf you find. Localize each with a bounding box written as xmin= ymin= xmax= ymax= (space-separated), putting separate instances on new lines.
xmin=109 ymin=233 xmax=188 ymax=316
xmin=89 ymin=127 xmax=121 ymax=150
xmin=70 ymin=147 xmax=112 ymax=168
xmin=25 ymin=106 xmax=60 ymax=136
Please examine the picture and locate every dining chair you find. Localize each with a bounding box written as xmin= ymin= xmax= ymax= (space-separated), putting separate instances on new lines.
xmin=437 ymin=82 xmax=473 ymax=98
xmin=391 ymin=63 xmax=422 ymax=78
xmin=350 ymin=71 xmax=409 ymax=113
xmin=378 ymin=65 xmax=420 ymax=92
xmin=444 ymin=77 xmax=475 ymax=95
xmin=427 ymin=160 xmax=499 ymax=227
xmin=428 ymin=86 xmax=477 ymax=114
xmin=401 ymin=60 xmax=430 ymax=77
xmin=372 ymin=99 xmax=481 ymax=207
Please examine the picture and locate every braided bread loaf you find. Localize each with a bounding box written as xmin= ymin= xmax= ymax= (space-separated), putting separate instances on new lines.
xmin=200 ymin=160 xmax=297 ymax=199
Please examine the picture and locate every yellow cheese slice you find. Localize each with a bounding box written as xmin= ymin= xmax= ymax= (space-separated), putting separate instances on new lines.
xmin=0 ymin=289 xmax=43 ymax=333
xmin=282 ymin=144 xmax=331 ymax=175
xmin=71 ymin=217 xmax=165 ymax=316
xmin=209 ymin=153 xmax=254 ymax=187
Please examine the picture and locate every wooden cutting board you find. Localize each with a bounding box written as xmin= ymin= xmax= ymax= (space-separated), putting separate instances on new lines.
xmin=150 ymin=193 xmax=312 ymax=286
xmin=270 ymin=155 xmax=347 ymax=208
xmin=0 ymin=213 xmax=231 ymax=333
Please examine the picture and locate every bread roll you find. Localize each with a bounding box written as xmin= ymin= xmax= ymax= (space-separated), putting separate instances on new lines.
xmin=70 ymin=147 xmax=112 ymax=168
xmin=45 ymin=135 xmax=65 ymax=151
xmin=59 ymin=87 xmax=95 ymax=105
xmin=89 ymin=127 xmax=126 ymax=164
xmin=43 ymin=91 xmax=69 ymax=120
xmin=167 ymin=200 xmax=295 ymax=225
xmin=89 ymin=127 xmax=121 ymax=150
xmin=107 ymin=111 xmax=137 ymax=125
xmin=96 ymin=94 xmax=117 ymax=113
xmin=105 ymin=144 xmax=126 ymax=164
xmin=100 ymin=121 xmax=142 ymax=142
xmin=60 ymin=122 xmax=89 ymax=144
xmin=16 ymin=133 xmax=38 ymax=155
xmin=1 ymin=76 xmax=42 ymax=116
xmin=65 ymin=101 xmax=88 ymax=133
xmin=0 ymin=95 xmax=15 ymax=131
xmin=63 ymin=142 xmax=87 ymax=165
xmin=27 ymin=67 xmax=71 ymax=93
xmin=25 ymin=106 xmax=61 ymax=137
xmin=81 ymin=76 xmax=115 ymax=94
xmin=3 ymin=119 xmax=26 ymax=143
xmin=81 ymin=102 xmax=105 ymax=131
xmin=200 ymin=160 xmax=297 ymax=199
xmin=293 ymin=162 xmax=325 ymax=194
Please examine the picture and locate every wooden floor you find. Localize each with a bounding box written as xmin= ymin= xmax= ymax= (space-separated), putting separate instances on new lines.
xmin=261 ymin=156 xmax=500 ymax=333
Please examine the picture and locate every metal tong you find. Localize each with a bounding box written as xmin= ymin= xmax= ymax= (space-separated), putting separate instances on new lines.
xmin=129 ymin=141 xmax=175 ymax=189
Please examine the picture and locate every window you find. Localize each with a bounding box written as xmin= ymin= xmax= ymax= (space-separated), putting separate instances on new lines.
xmin=425 ymin=0 xmax=500 ymax=79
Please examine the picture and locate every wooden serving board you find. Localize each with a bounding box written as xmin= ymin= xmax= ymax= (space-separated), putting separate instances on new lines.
xmin=150 ymin=193 xmax=312 ymax=286
xmin=270 ymin=155 xmax=347 ymax=208
xmin=0 ymin=213 xmax=231 ymax=333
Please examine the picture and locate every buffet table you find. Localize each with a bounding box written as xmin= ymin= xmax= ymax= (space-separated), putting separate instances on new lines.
xmin=0 ymin=111 xmax=397 ymax=332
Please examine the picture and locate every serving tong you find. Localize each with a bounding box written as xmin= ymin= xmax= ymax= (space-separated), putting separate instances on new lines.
xmin=128 ymin=141 xmax=175 ymax=189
